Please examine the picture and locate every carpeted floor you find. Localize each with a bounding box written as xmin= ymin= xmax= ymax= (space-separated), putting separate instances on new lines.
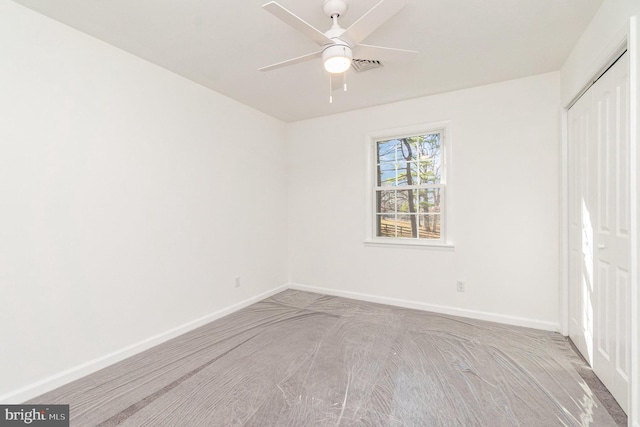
xmin=30 ymin=290 xmax=624 ymax=426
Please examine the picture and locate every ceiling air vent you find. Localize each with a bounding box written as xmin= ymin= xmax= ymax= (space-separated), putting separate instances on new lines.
xmin=351 ymin=59 xmax=383 ymax=72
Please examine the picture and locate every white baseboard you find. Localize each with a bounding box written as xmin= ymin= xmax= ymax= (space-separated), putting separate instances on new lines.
xmin=0 ymin=283 xmax=288 ymax=404
xmin=288 ymin=283 xmax=560 ymax=332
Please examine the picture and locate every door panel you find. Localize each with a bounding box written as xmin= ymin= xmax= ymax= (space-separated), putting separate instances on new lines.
xmin=616 ymin=267 xmax=630 ymax=382
xmin=568 ymin=84 xmax=592 ymax=361
xmin=568 ymin=52 xmax=629 ymax=413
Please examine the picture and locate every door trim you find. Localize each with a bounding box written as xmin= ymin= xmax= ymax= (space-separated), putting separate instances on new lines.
xmin=629 ymin=16 xmax=638 ymax=427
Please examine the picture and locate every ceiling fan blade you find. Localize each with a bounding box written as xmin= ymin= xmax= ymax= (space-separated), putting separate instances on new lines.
xmin=258 ymin=51 xmax=322 ymax=72
xmin=342 ymin=0 xmax=406 ymax=46
xmin=263 ymin=2 xmax=333 ymax=46
xmin=354 ymin=43 xmax=417 ymax=61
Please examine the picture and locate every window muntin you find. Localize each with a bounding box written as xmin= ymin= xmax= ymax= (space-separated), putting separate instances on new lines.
xmin=373 ymin=132 xmax=444 ymax=242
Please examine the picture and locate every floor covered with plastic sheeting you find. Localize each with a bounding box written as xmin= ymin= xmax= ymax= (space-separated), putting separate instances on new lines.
xmin=31 ymin=290 xmax=624 ymax=426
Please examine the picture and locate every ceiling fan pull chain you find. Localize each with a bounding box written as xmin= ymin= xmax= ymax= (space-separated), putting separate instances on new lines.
xmin=343 ymin=68 xmax=347 ymax=92
xmin=329 ymin=73 xmax=333 ymax=103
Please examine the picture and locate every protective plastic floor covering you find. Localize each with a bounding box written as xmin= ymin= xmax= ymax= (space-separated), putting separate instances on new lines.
xmin=30 ymin=290 xmax=620 ymax=426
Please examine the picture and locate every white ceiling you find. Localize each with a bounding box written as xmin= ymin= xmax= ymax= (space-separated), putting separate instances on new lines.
xmin=12 ymin=0 xmax=602 ymax=122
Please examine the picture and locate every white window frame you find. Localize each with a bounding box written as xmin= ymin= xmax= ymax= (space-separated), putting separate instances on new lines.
xmin=364 ymin=121 xmax=453 ymax=248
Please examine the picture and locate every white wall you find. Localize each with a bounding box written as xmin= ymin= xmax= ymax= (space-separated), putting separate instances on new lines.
xmin=287 ymin=72 xmax=561 ymax=330
xmin=560 ymin=1 xmax=640 ymax=424
xmin=0 ymin=1 xmax=288 ymax=399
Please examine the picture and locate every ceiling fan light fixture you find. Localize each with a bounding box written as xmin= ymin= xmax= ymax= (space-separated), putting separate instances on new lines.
xmin=322 ymin=44 xmax=353 ymax=73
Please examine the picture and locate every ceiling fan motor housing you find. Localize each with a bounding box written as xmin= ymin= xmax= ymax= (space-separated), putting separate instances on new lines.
xmin=322 ymin=0 xmax=348 ymax=18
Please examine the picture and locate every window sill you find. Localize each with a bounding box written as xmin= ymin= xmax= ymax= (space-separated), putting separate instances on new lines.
xmin=363 ymin=239 xmax=455 ymax=250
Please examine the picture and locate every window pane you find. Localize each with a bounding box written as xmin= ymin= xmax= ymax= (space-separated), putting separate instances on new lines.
xmin=418 ymin=188 xmax=441 ymax=214
xmin=377 ymin=214 xmax=396 ymax=237
xmin=377 ymin=139 xmax=399 ymax=163
xmin=419 ymin=214 xmax=441 ymax=239
xmin=415 ymin=161 xmax=440 ymax=184
xmin=397 ymin=190 xmax=417 ymax=214
xmin=396 ymin=138 xmax=416 ymax=161
xmin=397 ymin=214 xmax=418 ymax=238
xmin=376 ymin=190 xmax=396 ymax=214
xmin=416 ymin=133 xmax=441 ymax=157
xmin=377 ymin=163 xmax=397 ymax=186
xmin=394 ymin=162 xmax=410 ymax=186
xmin=416 ymin=134 xmax=441 ymax=183
xmin=408 ymin=161 xmax=437 ymax=185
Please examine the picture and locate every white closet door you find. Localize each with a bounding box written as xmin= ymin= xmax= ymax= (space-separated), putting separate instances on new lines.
xmin=568 ymin=52 xmax=630 ymax=413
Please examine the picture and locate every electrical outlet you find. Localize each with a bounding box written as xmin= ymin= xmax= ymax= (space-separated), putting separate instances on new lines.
xmin=234 ymin=276 xmax=241 ymax=288
xmin=456 ymin=281 xmax=465 ymax=292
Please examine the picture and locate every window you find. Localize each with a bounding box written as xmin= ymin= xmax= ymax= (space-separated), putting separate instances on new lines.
xmin=367 ymin=123 xmax=449 ymax=246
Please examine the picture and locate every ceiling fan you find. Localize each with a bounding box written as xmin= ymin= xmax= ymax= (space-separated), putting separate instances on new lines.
xmin=259 ymin=0 xmax=417 ymax=75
